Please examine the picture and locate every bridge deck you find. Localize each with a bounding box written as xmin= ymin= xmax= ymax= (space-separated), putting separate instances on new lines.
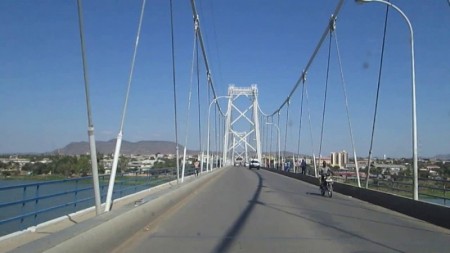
xmin=3 ymin=167 xmax=449 ymax=252
xmin=113 ymin=167 xmax=450 ymax=253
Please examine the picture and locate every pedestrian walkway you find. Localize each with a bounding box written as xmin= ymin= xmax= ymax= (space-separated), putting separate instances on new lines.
xmin=0 ymin=175 xmax=200 ymax=253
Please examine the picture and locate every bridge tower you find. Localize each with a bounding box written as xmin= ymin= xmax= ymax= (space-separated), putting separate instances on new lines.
xmin=223 ymin=84 xmax=262 ymax=166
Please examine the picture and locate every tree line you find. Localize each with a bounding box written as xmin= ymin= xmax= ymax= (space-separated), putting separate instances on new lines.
xmin=0 ymin=154 xmax=184 ymax=178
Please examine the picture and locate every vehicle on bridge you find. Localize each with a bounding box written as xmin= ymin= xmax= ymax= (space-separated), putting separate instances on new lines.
xmin=249 ymin=159 xmax=260 ymax=170
xmin=320 ymin=175 xmax=333 ymax=198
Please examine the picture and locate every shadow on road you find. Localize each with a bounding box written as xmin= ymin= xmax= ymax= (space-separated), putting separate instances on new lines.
xmin=306 ymin=192 xmax=323 ymax=196
xmin=211 ymin=170 xmax=263 ymax=253
xmin=253 ymin=200 xmax=407 ymax=253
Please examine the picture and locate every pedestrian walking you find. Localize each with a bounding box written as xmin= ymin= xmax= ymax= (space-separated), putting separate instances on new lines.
xmin=194 ymin=160 xmax=200 ymax=177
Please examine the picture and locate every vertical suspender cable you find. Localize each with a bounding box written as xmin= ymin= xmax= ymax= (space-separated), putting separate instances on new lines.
xmin=213 ymin=102 xmax=217 ymax=169
xmin=334 ymin=30 xmax=361 ymax=187
xmin=317 ymin=31 xmax=333 ymax=174
xmin=219 ymin=115 xmax=223 ymax=166
xmin=181 ymin=28 xmax=198 ymax=182
xmin=366 ymin=3 xmax=390 ymax=188
xmin=265 ymin=116 xmax=268 ymax=157
xmin=283 ymin=102 xmax=290 ymax=170
xmin=216 ymin=108 xmax=220 ymax=167
xmin=207 ymin=79 xmax=212 ymax=171
xmin=260 ymin=116 xmax=264 ymax=165
xmin=216 ymin=111 xmax=219 ymax=167
xmin=76 ymin=0 xmax=101 ymax=215
xmin=169 ymin=0 xmax=180 ymax=183
xmin=296 ymin=74 xmax=305 ymax=171
xmin=263 ymin=116 xmax=268 ymax=167
xmin=277 ymin=113 xmax=281 ymax=168
xmin=305 ymin=81 xmax=318 ymax=176
xmin=269 ymin=116 xmax=275 ymax=168
xmin=105 ymin=0 xmax=147 ymax=212
xmin=196 ymin=39 xmax=203 ymax=172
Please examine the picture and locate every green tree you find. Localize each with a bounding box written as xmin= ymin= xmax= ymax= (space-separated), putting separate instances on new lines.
xmin=53 ymin=156 xmax=77 ymax=176
xmin=75 ymin=155 xmax=91 ymax=176
xmin=399 ymin=168 xmax=412 ymax=177
xmin=419 ymin=170 xmax=430 ymax=178
xmin=153 ymin=161 xmax=166 ymax=169
xmin=22 ymin=162 xmax=52 ymax=175
xmin=118 ymin=156 xmax=130 ymax=173
xmin=438 ymin=162 xmax=450 ymax=179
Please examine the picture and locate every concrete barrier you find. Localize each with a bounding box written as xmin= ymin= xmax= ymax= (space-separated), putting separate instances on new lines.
xmin=9 ymin=169 xmax=224 ymax=253
xmin=264 ymin=167 xmax=450 ymax=229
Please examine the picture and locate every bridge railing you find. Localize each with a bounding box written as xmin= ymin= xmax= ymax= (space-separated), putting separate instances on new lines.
xmin=267 ymin=166 xmax=449 ymax=206
xmin=333 ymin=174 xmax=450 ymax=206
xmin=0 ymin=167 xmax=195 ymax=237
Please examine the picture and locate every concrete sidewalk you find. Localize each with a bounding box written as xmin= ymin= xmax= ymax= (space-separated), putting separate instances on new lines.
xmin=0 ymin=170 xmax=222 ymax=253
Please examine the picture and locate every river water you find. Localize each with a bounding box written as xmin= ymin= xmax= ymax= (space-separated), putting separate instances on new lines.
xmin=0 ymin=176 xmax=169 ymax=237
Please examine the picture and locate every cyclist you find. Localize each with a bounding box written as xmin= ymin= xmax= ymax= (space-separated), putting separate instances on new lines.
xmin=319 ymin=161 xmax=333 ymax=188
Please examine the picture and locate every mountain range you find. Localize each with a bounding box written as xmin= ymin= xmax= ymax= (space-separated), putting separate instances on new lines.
xmin=53 ymin=140 xmax=450 ymax=159
xmin=55 ymin=140 xmax=191 ymax=156
xmin=434 ymin=154 xmax=450 ymax=160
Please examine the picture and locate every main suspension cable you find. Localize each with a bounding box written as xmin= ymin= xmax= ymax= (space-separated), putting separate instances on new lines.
xmin=189 ymin=0 xmax=224 ymax=115
xmin=269 ymin=0 xmax=344 ymax=116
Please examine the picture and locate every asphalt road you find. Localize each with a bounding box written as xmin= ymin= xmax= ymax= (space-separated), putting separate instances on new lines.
xmin=112 ymin=167 xmax=450 ymax=253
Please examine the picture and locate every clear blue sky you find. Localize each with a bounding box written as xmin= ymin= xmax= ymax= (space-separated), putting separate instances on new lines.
xmin=0 ymin=0 xmax=449 ymax=158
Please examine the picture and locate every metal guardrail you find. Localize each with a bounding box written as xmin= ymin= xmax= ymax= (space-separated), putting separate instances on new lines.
xmin=334 ymin=175 xmax=450 ymax=206
xmin=267 ymin=166 xmax=449 ymax=206
xmin=0 ymin=167 xmax=195 ymax=236
xmin=262 ymin=168 xmax=450 ymax=207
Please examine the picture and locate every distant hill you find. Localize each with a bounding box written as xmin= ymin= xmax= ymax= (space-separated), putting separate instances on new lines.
xmin=434 ymin=154 xmax=450 ymax=160
xmin=56 ymin=140 xmax=191 ymax=155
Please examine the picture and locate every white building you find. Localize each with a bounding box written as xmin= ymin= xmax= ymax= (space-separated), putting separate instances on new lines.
xmin=330 ymin=150 xmax=348 ymax=168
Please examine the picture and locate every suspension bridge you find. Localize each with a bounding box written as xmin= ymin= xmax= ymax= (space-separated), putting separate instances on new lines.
xmin=1 ymin=0 xmax=450 ymax=252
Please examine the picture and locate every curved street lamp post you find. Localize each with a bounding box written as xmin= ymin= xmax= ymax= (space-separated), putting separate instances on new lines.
xmin=207 ymin=96 xmax=230 ymax=172
xmin=266 ymin=122 xmax=281 ymax=170
xmin=356 ymin=0 xmax=418 ymax=200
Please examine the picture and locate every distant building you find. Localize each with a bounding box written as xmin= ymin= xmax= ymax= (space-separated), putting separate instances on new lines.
xmin=425 ymin=165 xmax=441 ymax=171
xmin=374 ymin=163 xmax=407 ymax=175
xmin=331 ymin=150 xmax=348 ymax=168
xmin=319 ymin=157 xmax=332 ymax=166
xmin=0 ymin=156 xmax=31 ymax=171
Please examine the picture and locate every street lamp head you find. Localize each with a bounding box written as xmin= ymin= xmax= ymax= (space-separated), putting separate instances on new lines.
xmin=355 ymin=0 xmax=367 ymax=3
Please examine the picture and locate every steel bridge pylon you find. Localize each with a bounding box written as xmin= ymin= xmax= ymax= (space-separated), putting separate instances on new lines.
xmin=222 ymin=84 xmax=261 ymax=166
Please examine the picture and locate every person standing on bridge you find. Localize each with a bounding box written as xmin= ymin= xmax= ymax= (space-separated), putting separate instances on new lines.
xmin=194 ymin=160 xmax=200 ymax=177
xmin=301 ymin=159 xmax=307 ymax=175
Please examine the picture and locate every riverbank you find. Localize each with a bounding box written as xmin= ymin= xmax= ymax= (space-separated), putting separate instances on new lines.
xmin=1 ymin=175 xmax=67 ymax=182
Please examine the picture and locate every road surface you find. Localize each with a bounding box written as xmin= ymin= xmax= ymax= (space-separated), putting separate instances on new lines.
xmin=113 ymin=167 xmax=450 ymax=253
